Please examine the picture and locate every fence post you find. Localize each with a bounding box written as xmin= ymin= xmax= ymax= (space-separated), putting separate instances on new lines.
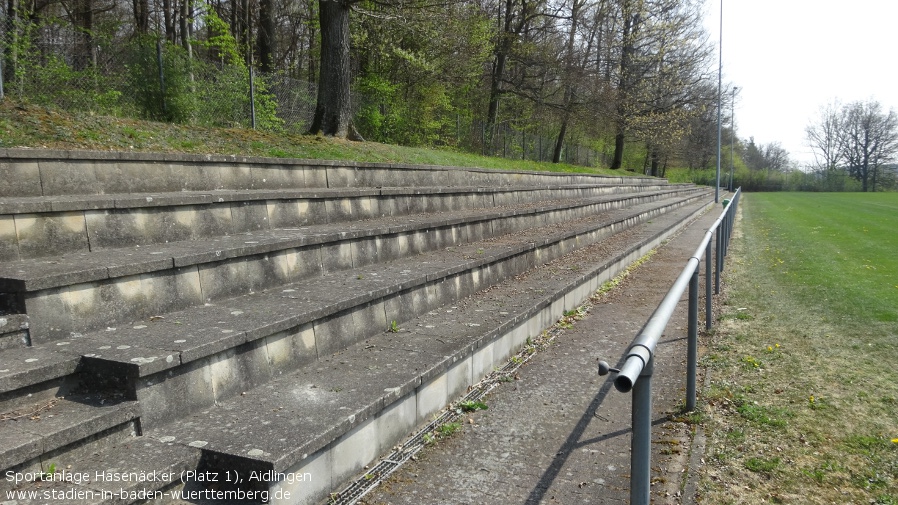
xmin=249 ymin=66 xmax=257 ymax=129
xmin=715 ymin=227 xmax=721 ymax=294
xmin=705 ymin=240 xmax=713 ymax=329
xmin=687 ymin=270 xmax=699 ymax=411
xmin=156 ymin=39 xmax=166 ymax=115
xmin=631 ymin=356 xmax=653 ymax=505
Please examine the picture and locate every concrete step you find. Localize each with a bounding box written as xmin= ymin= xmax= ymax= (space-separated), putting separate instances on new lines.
xmin=0 ymin=187 xmax=707 ymax=344
xmin=0 ymin=393 xmax=140 ymax=477
xmin=0 ymin=183 xmax=672 ymax=261
xmin=0 ymin=149 xmax=659 ymax=198
xmin=137 ymin=197 xmax=713 ymax=505
xmin=0 ymin=189 xmax=709 ymax=438
xmin=0 ymin=435 xmax=199 ymax=503
xmin=0 ymin=182 xmax=679 ymax=261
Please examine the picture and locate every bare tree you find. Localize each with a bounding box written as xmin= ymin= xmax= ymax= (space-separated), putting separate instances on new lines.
xmin=806 ymin=100 xmax=843 ymax=172
xmin=839 ymin=100 xmax=898 ymax=192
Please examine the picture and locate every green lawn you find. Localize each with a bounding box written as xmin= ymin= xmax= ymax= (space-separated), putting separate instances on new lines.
xmin=699 ymin=193 xmax=898 ymax=505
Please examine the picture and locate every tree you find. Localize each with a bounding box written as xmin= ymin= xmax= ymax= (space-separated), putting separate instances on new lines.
xmin=806 ymin=100 xmax=842 ymax=172
xmin=839 ymin=100 xmax=898 ymax=192
xmin=308 ymin=0 xmax=359 ymax=138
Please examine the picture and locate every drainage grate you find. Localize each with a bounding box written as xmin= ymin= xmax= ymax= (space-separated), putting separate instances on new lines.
xmin=325 ymin=307 xmax=587 ymax=505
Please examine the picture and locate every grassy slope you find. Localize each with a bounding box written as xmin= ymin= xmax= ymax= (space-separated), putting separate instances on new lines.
xmin=0 ymin=101 xmax=633 ymax=176
xmin=700 ymin=193 xmax=898 ymax=505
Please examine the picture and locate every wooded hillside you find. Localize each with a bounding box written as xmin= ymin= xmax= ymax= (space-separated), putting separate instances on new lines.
xmin=0 ymin=0 xmax=727 ymax=172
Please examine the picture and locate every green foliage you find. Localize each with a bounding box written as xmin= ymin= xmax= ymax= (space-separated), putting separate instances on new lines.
xmin=124 ymin=31 xmax=282 ymax=130
xmin=3 ymin=14 xmax=125 ymax=114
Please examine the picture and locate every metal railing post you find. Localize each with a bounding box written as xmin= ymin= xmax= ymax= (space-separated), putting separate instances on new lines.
xmin=705 ymin=240 xmax=712 ymax=329
xmin=715 ymin=226 xmax=721 ymax=294
xmin=631 ymin=357 xmax=653 ymax=505
xmin=687 ymin=270 xmax=698 ymax=411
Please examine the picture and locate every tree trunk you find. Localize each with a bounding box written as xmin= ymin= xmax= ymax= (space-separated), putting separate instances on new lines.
xmin=133 ymin=0 xmax=149 ymax=34
xmin=163 ymin=0 xmax=176 ymax=42
xmin=611 ymin=131 xmax=624 ymax=169
xmin=258 ymin=0 xmax=276 ymax=72
xmin=72 ymin=0 xmax=94 ymax=71
xmin=308 ymin=0 xmax=361 ymax=139
xmin=552 ymin=116 xmax=568 ymax=163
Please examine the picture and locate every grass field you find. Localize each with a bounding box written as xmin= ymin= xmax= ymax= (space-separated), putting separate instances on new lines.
xmin=698 ymin=193 xmax=898 ymax=505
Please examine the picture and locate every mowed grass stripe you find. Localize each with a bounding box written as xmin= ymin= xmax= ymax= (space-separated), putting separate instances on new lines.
xmin=698 ymin=193 xmax=898 ymax=505
xmin=748 ymin=193 xmax=898 ymax=323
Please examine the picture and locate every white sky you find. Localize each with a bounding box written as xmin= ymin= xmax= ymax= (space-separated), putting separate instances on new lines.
xmin=704 ymin=0 xmax=898 ymax=167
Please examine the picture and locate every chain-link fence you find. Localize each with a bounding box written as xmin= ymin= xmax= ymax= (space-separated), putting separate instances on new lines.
xmin=0 ymin=13 xmax=600 ymax=167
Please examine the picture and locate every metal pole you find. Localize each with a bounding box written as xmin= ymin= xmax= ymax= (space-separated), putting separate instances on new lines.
xmin=729 ymin=87 xmax=737 ymax=191
xmin=249 ymin=66 xmax=257 ymax=129
xmin=687 ymin=270 xmax=698 ymax=411
xmin=705 ymin=241 xmax=713 ymax=329
xmin=631 ymin=357 xmax=653 ymax=505
xmin=156 ymin=38 xmax=167 ymax=115
xmin=714 ymin=0 xmax=723 ymax=203
xmin=715 ymin=227 xmax=721 ymax=294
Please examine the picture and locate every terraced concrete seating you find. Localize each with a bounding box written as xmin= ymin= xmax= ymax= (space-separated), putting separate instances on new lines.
xmin=0 ymin=150 xmax=713 ymax=504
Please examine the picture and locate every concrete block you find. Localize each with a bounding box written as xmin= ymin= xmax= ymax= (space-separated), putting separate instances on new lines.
xmin=23 ymin=288 xmax=72 ymax=343
xmin=198 ymin=259 xmax=253 ymax=302
xmin=272 ymin=448 xmax=331 ymax=505
xmin=230 ymin=201 xmax=270 ymax=232
xmin=272 ymin=247 xmax=323 ymax=283
xmin=0 ymin=159 xmax=42 ymax=197
xmin=321 ymin=241 xmax=353 ymax=274
xmin=350 ymin=237 xmax=379 ymax=268
xmin=325 ymin=167 xmax=357 ymax=188
xmin=39 ymin=159 xmax=98 ymax=196
xmin=263 ymin=323 xmax=317 ymax=375
xmin=313 ymin=311 xmax=356 ymax=356
xmin=353 ymin=196 xmax=379 ymax=220
xmin=218 ymin=163 xmax=254 ymax=190
xmin=140 ymin=267 xmax=204 ymax=316
xmin=14 ymin=212 xmax=89 ymax=258
xmin=471 ymin=341 xmax=495 ymax=380
xmin=100 ymin=160 xmax=177 ymax=193
xmin=209 ymin=339 xmax=272 ymax=402
xmin=84 ymin=208 xmax=164 ymax=249
xmin=325 ymin=198 xmax=354 ymax=222
xmin=179 ymin=162 xmax=223 ymax=191
xmin=0 ymin=215 xmax=19 ymax=261
xmin=374 ymin=234 xmax=402 ymax=263
xmin=304 ymin=166 xmax=328 ymax=187
xmin=267 ymin=199 xmax=326 ymax=228
xmin=352 ymin=301 xmax=387 ymax=344
xmin=376 ymin=394 xmax=417 ymax=455
xmin=416 ymin=373 xmax=448 ymax=423
xmin=137 ymin=359 xmax=215 ymax=428
xmin=331 ymin=416 xmax=379 ymax=488
xmin=446 ymin=355 xmax=473 ymax=401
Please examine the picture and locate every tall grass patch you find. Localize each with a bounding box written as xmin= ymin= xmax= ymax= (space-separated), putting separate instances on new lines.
xmin=699 ymin=193 xmax=898 ymax=505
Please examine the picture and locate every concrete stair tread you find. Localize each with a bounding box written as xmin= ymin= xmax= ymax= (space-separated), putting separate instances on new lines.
xmin=143 ymin=198 xmax=709 ymax=480
xmin=44 ymin=193 xmax=706 ymax=379
xmin=0 ymin=436 xmax=200 ymax=502
xmin=0 ymin=346 xmax=81 ymax=394
xmin=0 ymin=188 xmax=699 ymax=293
xmin=0 ymin=184 xmax=670 ymax=215
xmin=0 ymin=394 xmax=139 ymax=472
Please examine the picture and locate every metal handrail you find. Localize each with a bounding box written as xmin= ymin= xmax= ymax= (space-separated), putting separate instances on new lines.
xmin=598 ymin=187 xmax=741 ymax=505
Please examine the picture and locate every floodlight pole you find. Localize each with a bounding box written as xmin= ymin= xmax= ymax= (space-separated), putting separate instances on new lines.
xmin=715 ymin=0 xmax=723 ymax=203
xmin=729 ymin=86 xmax=738 ymax=191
